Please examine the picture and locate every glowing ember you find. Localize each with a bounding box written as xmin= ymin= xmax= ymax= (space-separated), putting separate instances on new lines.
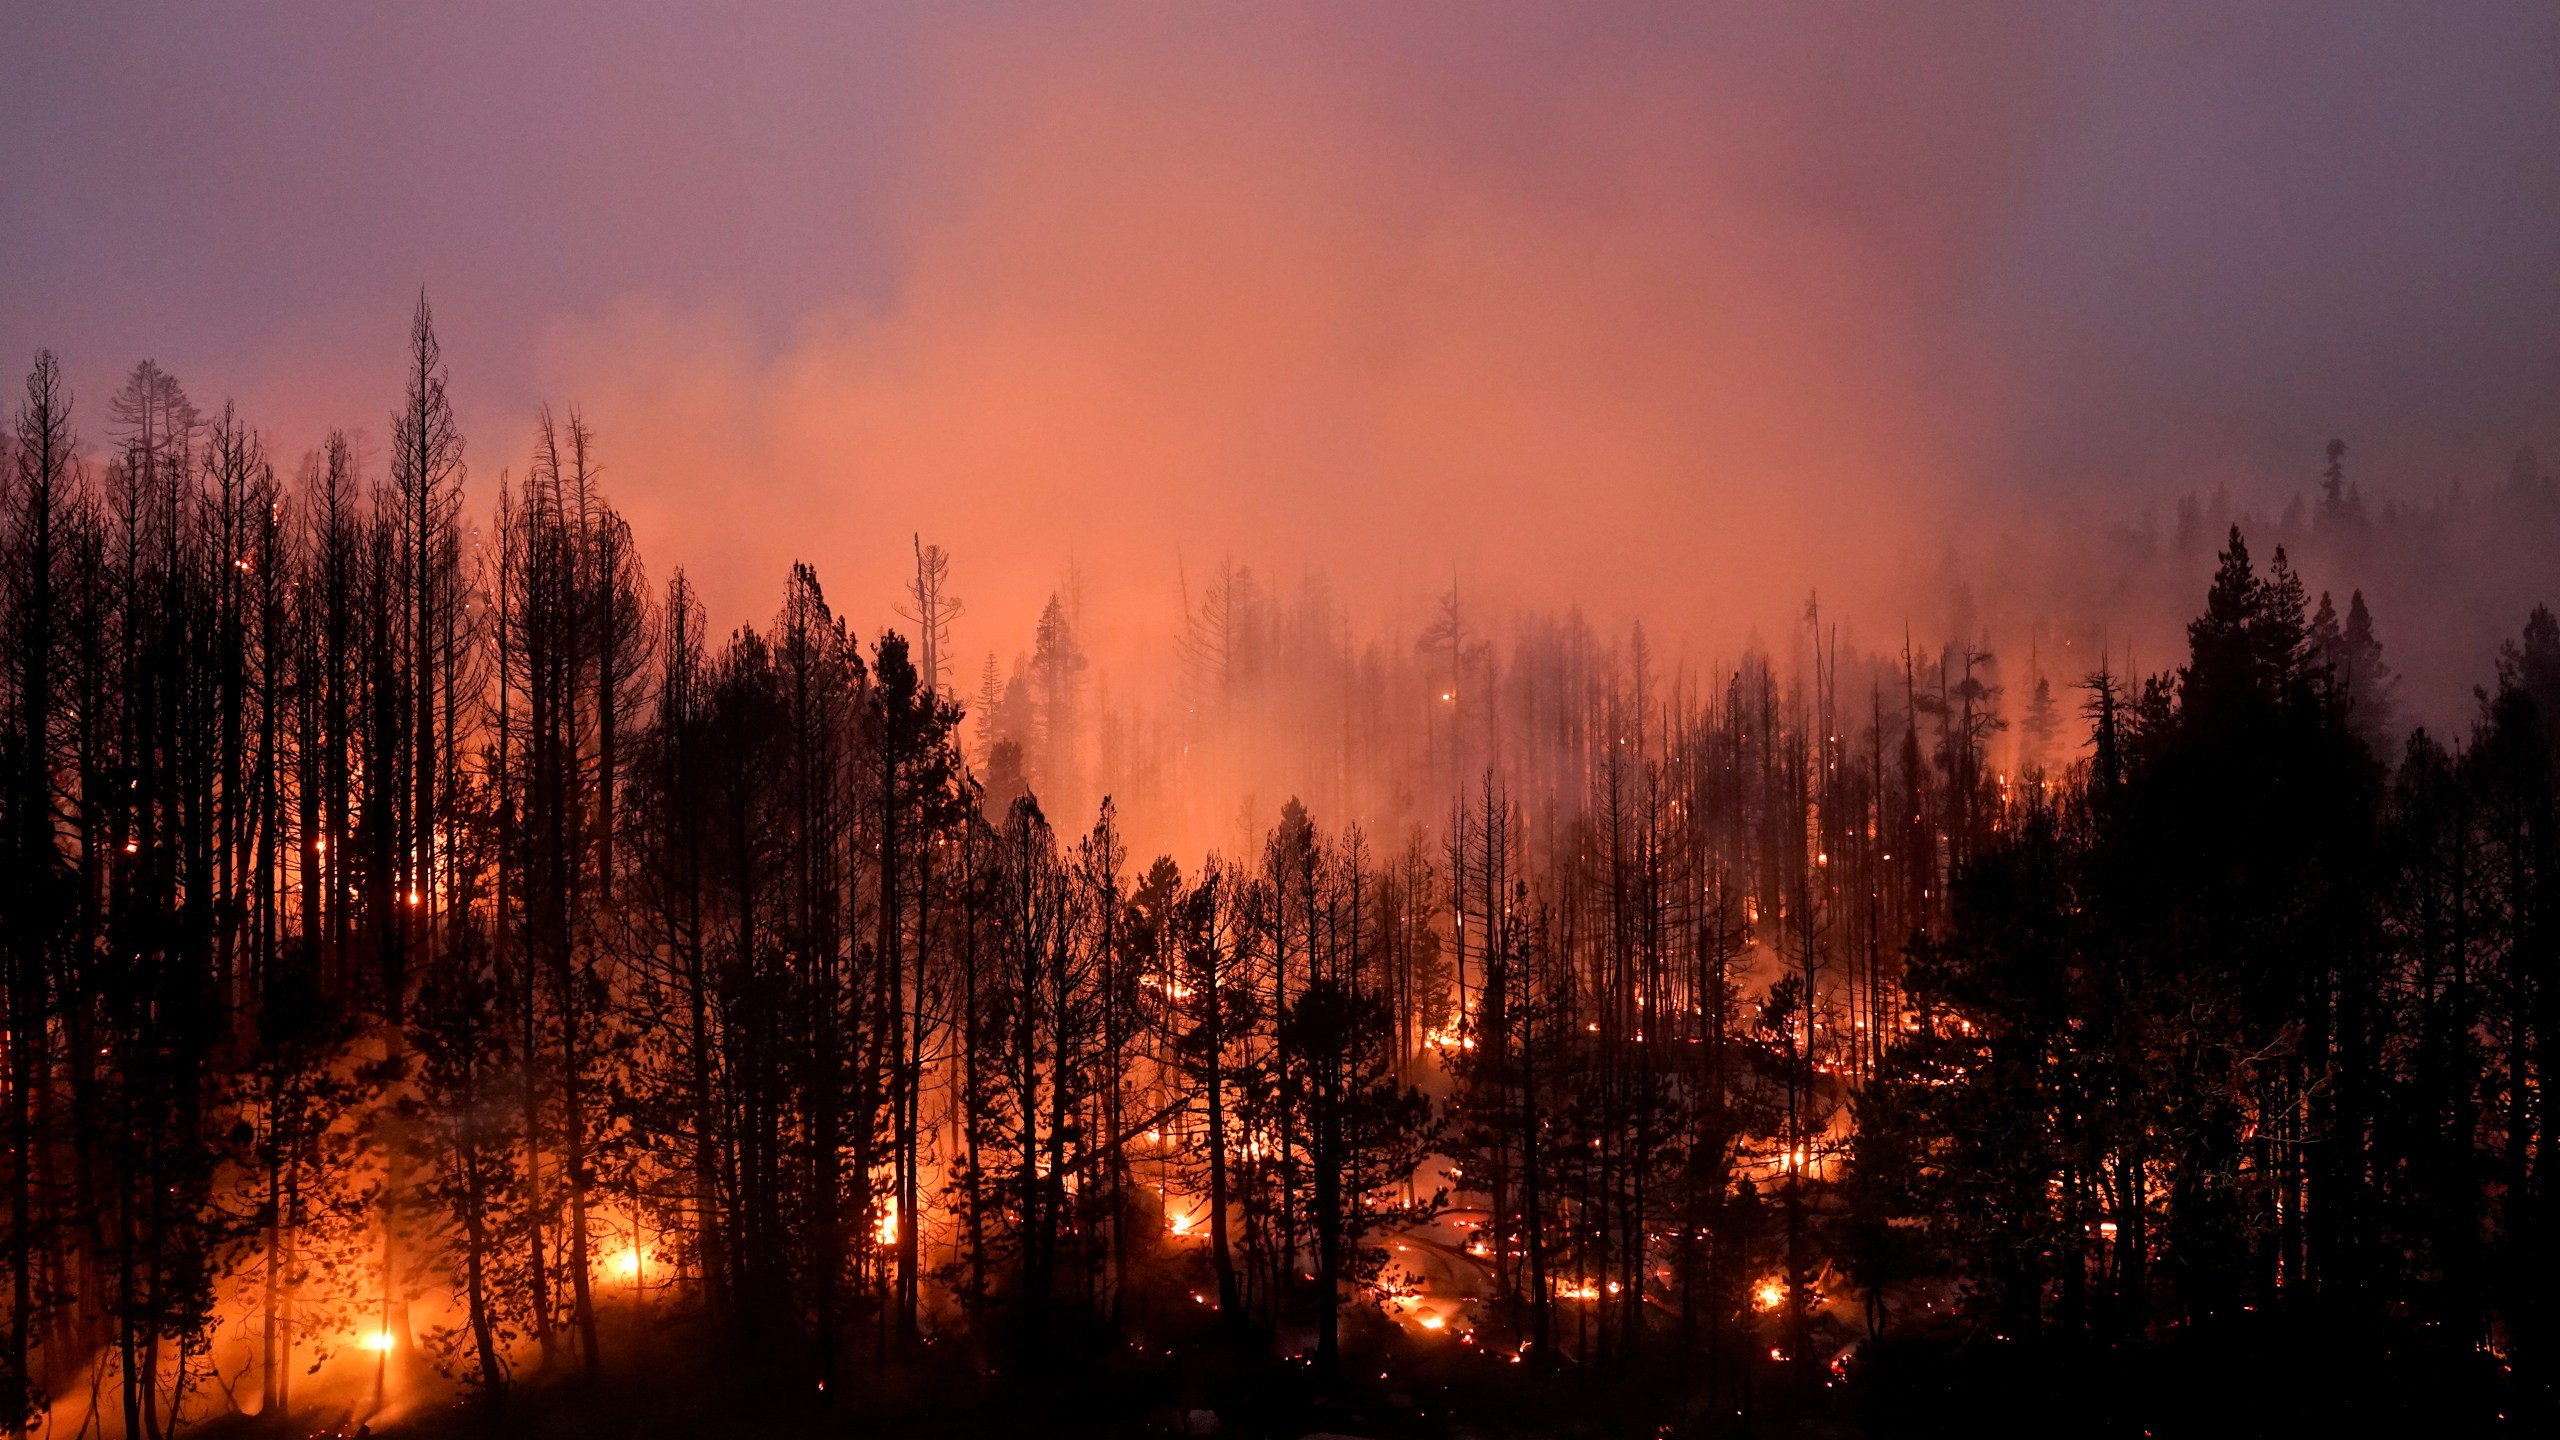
xmin=1753 ymin=1278 xmax=1786 ymax=1311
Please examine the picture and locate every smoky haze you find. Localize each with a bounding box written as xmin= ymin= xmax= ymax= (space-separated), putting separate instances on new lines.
xmin=5 ymin=2 xmax=2556 ymax=737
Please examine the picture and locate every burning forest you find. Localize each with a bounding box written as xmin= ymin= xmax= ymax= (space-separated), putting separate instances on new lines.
xmin=6 ymin=5 xmax=2560 ymax=1438
xmin=0 ymin=305 xmax=2552 ymax=1438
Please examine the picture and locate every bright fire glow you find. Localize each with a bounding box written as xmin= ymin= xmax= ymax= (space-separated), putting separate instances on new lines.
xmin=876 ymin=1198 xmax=899 ymax=1247
xmin=613 ymin=1246 xmax=642 ymax=1277
xmin=1754 ymin=1278 xmax=1786 ymax=1311
xmin=361 ymin=1330 xmax=395 ymax=1352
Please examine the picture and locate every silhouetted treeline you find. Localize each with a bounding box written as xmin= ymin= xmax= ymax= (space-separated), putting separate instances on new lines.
xmin=1850 ymin=533 xmax=2559 ymax=1362
xmin=0 ymin=310 xmax=2551 ymax=1436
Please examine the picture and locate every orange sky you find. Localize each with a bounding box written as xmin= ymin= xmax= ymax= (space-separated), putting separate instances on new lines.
xmin=6 ymin=3 xmax=2557 ymax=716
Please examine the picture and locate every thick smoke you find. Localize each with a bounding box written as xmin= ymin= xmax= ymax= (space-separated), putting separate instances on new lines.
xmin=6 ymin=2 xmax=2556 ymax=844
xmin=536 ymin=4 xmax=2064 ymax=659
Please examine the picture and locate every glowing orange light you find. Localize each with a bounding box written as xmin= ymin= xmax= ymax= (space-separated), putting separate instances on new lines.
xmin=362 ymin=1331 xmax=395 ymax=1352
xmin=1418 ymin=1314 xmax=1445 ymax=1331
xmin=1753 ymin=1278 xmax=1786 ymax=1311
xmin=613 ymin=1247 xmax=642 ymax=1278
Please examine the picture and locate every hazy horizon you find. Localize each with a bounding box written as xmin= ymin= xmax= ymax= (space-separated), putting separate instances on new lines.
xmin=8 ymin=1 xmax=2556 ymax=733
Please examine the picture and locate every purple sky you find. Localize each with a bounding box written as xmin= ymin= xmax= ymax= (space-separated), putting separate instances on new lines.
xmin=6 ymin=2 xmax=2557 ymax=671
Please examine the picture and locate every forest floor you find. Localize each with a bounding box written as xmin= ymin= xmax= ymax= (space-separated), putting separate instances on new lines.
xmin=176 ymin=1304 xmax=2541 ymax=1440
